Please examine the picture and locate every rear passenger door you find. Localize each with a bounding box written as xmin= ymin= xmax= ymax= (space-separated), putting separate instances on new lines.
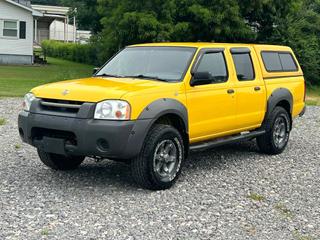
xmin=186 ymin=48 xmax=236 ymax=142
xmin=230 ymin=47 xmax=267 ymax=130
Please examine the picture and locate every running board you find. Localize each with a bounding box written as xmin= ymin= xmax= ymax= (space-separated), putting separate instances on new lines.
xmin=190 ymin=130 xmax=266 ymax=152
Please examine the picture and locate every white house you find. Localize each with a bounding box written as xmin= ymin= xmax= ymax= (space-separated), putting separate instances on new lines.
xmin=0 ymin=0 xmax=41 ymax=64
xmin=0 ymin=0 xmax=91 ymax=65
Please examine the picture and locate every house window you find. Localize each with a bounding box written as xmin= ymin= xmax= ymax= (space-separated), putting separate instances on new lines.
xmin=3 ymin=20 xmax=18 ymax=37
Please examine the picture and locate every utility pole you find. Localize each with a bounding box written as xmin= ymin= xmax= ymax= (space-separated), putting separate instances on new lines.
xmin=73 ymin=8 xmax=77 ymax=43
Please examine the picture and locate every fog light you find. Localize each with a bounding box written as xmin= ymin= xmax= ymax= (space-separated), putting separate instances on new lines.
xmin=97 ymin=139 xmax=109 ymax=152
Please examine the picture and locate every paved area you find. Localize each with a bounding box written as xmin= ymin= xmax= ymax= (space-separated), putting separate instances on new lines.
xmin=0 ymin=98 xmax=319 ymax=240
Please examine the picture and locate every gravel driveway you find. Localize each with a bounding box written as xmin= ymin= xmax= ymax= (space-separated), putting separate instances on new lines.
xmin=0 ymin=98 xmax=319 ymax=240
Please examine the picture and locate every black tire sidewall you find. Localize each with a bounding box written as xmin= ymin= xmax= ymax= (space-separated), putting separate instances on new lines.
xmin=37 ymin=149 xmax=84 ymax=170
xmin=144 ymin=125 xmax=185 ymax=189
xmin=257 ymin=107 xmax=291 ymax=155
xmin=271 ymin=112 xmax=290 ymax=151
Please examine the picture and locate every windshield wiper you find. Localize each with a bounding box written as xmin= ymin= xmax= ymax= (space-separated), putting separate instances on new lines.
xmin=124 ymin=74 xmax=169 ymax=82
xmin=95 ymin=73 xmax=124 ymax=78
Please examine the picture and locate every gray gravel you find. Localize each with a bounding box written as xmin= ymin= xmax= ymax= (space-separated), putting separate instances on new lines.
xmin=0 ymin=97 xmax=319 ymax=240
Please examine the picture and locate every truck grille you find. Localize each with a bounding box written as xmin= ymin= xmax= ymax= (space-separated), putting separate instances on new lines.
xmin=40 ymin=99 xmax=84 ymax=114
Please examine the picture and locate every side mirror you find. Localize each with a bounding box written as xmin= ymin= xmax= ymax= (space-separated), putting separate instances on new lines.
xmin=93 ymin=67 xmax=100 ymax=75
xmin=190 ymin=72 xmax=212 ymax=86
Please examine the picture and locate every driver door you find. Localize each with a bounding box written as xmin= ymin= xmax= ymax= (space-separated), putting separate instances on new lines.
xmin=186 ymin=48 xmax=236 ymax=143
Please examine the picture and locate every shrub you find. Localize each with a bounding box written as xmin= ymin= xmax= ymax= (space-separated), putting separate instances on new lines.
xmin=42 ymin=40 xmax=101 ymax=66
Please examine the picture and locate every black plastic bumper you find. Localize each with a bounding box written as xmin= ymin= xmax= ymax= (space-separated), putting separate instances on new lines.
xmin=18 ymin=111 xmax=152 ymax=160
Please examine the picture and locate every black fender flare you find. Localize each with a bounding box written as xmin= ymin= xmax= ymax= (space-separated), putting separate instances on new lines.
xmin=124 ymin=98 xmax=189 ymax=158
xmin=138 ymin=98 xmax=189 ymax=132
xmin=263 ymin=88 xmax=293 ymax=127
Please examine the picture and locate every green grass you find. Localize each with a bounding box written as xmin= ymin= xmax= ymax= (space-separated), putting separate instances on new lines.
xmin=14 ymin=144 xmax=21 ymax=150
xmin=306 ymin=86 xmax=320 ymax=106
xmin=293 ymin=230 xmax=314 ymax=240
xmin=0 ymin=118 xmax=6 ymax=126
xmin=0 ymin=57 xmax=94 ymax=97
xmin=40 ymin=228 xmax=49 ymax=236
xmin=274 ymin=203 xmax=294 ymax=219
xmin=247 ymin=193 xmax=265 ymax=202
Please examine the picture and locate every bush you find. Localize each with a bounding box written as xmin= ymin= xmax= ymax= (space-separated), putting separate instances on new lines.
xmin=42 ymin=40 xmax=101 ymax=66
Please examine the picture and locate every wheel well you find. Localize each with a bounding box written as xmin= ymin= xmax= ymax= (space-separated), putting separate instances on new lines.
xmin=276 ymin=100 xmax=292 ymax=129
xmin=276 ymin=100 xmax=291 ymax=116
xmin=154 ymin=113 xmax=189 ymax=156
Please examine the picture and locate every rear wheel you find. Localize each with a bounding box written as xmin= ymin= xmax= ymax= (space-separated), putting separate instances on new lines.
xmin=37 ymin=149 xmax=85 ymax=170
xmin=131 ymin=124 xmax=185 ymax=190
xmin=257 ymin=106 xmax=291 ymax=155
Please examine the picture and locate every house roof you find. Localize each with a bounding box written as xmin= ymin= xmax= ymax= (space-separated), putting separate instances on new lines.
xmin=4 ymin=0 xmax=43 ymax=16
xmin=31 ymin=5 xmax=70 ymax=17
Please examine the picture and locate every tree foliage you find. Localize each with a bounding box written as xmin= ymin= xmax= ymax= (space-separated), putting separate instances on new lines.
xmin=37 ymin=0 xmax=320 ymax=85
xmin=59 ymin=0 xmax=102 ymax=33
xmin=268 ymin=0 xmax=320 ymax=85
xmin=95 ymin=0 xmax=320 ymax=85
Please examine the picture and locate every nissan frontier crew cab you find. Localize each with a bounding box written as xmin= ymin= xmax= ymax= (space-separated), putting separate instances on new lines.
xmin=18 ymin=43 xmax=306 ymax=190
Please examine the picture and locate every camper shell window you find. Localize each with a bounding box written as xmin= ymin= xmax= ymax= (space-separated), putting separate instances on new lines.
xmin=261 ymin=51 xmax=298 ymax=72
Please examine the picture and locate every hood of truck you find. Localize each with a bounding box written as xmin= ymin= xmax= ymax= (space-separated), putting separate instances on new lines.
xmin=31 ymin=77 xmax=174 ymax=102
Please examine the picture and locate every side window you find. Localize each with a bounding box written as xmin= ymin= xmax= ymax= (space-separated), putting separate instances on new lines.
xmin=261 ymin=52 xmax=282 ymax=72
xmin=279 ymin=53 xmax=298 ymax=71
xmin=196 ymin=52 xmax=228 ymax=83
xmin=261 ymin=51 xmax=298 ymax=72
xmin=231 ymin=53 xmax=255 ymax=81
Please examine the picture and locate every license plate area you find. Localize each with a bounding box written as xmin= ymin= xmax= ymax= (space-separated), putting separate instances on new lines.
xmin=35 ymin=137 xmax=66 ymax=155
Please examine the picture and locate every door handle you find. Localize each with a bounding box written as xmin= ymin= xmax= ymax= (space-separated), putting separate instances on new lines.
xmin=227 ymin=89 xmax=235 ymax=94
xmin=254 ymin=86 xmax=261 ymax=91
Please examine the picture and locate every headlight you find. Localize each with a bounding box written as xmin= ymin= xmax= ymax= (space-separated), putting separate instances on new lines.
xmin=23 ymin=93 xmax=36 ymax=111
xmin=94 ymin=100 xmax=131 ymax=120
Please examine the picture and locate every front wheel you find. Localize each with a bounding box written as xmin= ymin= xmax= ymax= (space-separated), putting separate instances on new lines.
xmin=131 ymin=124 xmax=185 ymax=190
xmin=257 ymin=106 xmax=291 ymax=155
xmin=37 ymin=149 xmax=85 ymax=170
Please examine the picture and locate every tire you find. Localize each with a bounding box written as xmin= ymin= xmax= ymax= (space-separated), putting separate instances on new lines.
xmin=257 ymin=106 xmax=291 ymax=155
xmin=37 ymin=149 xmax=85 ymax=170
xmin=131 ymin=124 xmax=185 ymax=190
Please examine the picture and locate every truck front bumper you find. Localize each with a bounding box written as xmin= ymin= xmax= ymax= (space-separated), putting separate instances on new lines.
xmin=18 ymin=111 xmax=152 ymax=160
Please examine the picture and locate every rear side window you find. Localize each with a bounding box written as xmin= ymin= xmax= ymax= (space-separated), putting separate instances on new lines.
xmin=261 ymin=51 xmax=298 ymax=72
xmin=231 ymin=53 xmax=255 ymax=81
xmin=196 ymin=52 xmax=228 ymax=83
xmin=279 ymin=53 xmax=298 ymax=71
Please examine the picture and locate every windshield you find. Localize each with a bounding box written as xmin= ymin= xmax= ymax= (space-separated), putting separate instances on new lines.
xmin=96 ymin=47 xmax=196 ymax=82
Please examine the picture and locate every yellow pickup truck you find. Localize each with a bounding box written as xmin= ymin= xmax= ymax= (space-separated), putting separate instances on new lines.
xmin=18 ymin=43 xmax=306 ymax=190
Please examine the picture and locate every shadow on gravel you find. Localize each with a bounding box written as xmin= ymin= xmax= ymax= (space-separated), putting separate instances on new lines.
xmin=27 ymin=140 xmax=261 ymax=192
xmin=185 ymin=140 xmax=260 ymax=169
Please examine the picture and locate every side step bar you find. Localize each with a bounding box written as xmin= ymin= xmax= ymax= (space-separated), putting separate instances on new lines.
xmin=190 ymin=130 xmax=266 ymax=152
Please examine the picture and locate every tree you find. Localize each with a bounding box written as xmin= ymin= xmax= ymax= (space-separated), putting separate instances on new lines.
xmin=96 ymin=0 xmax=256 ymax=61
xmin=38 ymin=0 xmax=320 ymax=85
xmin=239 ymin=0 xmax=297 ymax=41
xmin=269 ymin=0 xmax=320 ymax=85
xmin=60 ymin=0 xmax=102 ymax=33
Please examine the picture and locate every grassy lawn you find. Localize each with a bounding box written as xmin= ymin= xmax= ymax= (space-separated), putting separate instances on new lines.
xmin=306 ymin=86 xmax=320 ymax=106
xmin=0 ymin=57 xmax=94 ymax=97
